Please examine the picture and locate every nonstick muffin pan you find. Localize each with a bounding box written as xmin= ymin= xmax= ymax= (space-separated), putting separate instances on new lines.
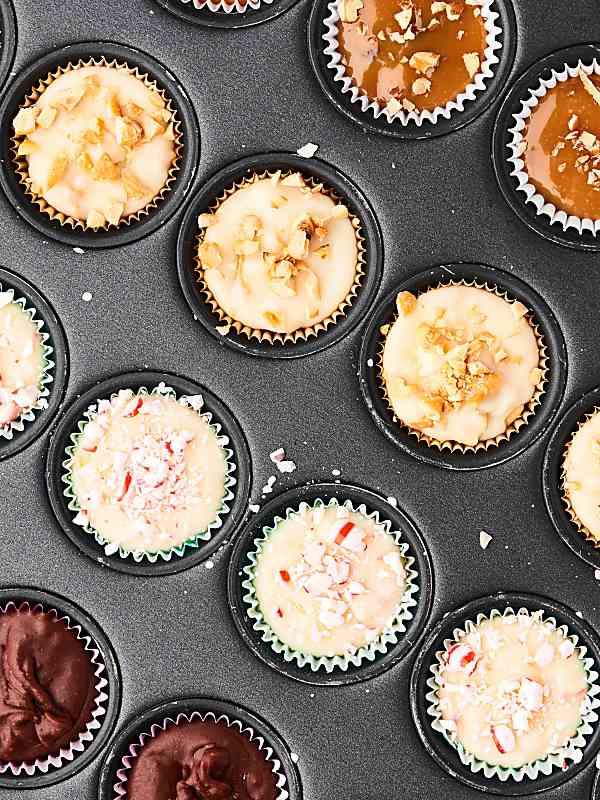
xmin=4 ymin=1 xmax=600 ymax=799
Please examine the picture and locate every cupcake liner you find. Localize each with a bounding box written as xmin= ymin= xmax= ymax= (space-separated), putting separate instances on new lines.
xmin=0 ymin=600 xmax=109 ymax=777
xmin=61 ymin=381 xmax=237 ymax=563
xmin=112 ymin=709 xmax=289 ymax=800
xmin=507 ymin=59 xmax=600 ymax=237
xmin=193 ymin=168 xmax=366 ymax=346
xmin=560 ymin=407 xmax=600 ymax=550
xmin=241 ymin=496 xmax=419 ymax=673
xmin=322 ymin=0 xmax=503 ymax=128
xmin=377 ymin=278 xmax=549 ymax=455
xmin=10 ymin=57 xmax=183 ymax=232
xmin=179 ymin=0 xmax=273 ymax=12
xmin=0 ymin=282 xmax=54 ymax=442
xmin=425 ymin=606 xmax=600 ymax=782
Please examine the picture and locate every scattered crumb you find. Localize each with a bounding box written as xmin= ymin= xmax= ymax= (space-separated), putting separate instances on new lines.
xmin=215 ymin=324 xmax=230 ymax=336
xmin=386 ymin=496 xmax=398 ymax=508
xmin=82 ymin=291 xmax=93 ymax=302
xmin=367 ymin=358 xmax=374 ymax=367
xmin=73 ymin=247 xmax=85 ymax=254
xmin=205 ymin=561 xmax=214 ymax=570
xmin=479 ymin=530 xmax=493 ymax=550
xmin=262 ymin=475 xmax=277 ymax=495
xmin=290 ymin=752 xmax=299 ymax=763
xmin=576 ymin=611 xmax=583 ymax=618
xmin=595 ymin=569 xmax=600 ymax=580
xmin=297 ymin=142 xmax=319 ymax=158
xmin=249 ymin=503 xmax=261 ymax=514
xmin=270 ymin=447 xmax=296 ymax=474
xmin=332 ymin=469 xmax=341 ymax=477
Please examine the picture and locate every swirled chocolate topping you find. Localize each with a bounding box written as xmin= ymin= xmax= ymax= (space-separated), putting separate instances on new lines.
xmin=0 ymin=606 xmax=97 ymax=763
xmin=127 ymin=719 xmax=277 ymax=800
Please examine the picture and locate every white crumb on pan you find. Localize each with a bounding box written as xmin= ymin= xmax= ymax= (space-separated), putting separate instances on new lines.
xmin=82 ymin=292 xmax=93 ymax=303
xmin=297 ymin=142 xmax=319 ymax=158
xmin=479 ymin=530 xmax=493 ymax=550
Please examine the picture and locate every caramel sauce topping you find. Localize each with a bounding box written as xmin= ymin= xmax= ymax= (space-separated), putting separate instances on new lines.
xmin=337 ymin=0 xmax=487 ymax=112
xmin=523 ymin=71 xmax=600 ymax=219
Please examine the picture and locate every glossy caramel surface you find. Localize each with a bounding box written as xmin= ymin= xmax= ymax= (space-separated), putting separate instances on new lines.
xmin=337 ymin=0 xmax=487 ymax=112
xmin=524 ymin=72 xmax=600 ymax=219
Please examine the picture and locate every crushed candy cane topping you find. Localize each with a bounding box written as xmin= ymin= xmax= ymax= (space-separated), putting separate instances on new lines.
xmin=71 ymin=388 xmax=229 ymax=554
xmin=437 ymin=613 xmax=590 ymax=767
xmin=0 ymin=296 xmax=43 ymax=428
xmin=254 ymin=503 xmax=409 ymax=658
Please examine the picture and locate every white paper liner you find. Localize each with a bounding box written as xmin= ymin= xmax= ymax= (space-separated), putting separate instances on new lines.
xmin=113 ymin=710 xmax=289 ymax=800
xmin=0 ymin=600 xmax=109 ymax=777
xmin=242 ymin=497 xmax=419 ymax=673
xmin=177 ymin=0 xmax=273 ymax=14
xmin=507 ymin=59 xmax=600 ymax=237
xmin=425 ymin=606 xmax=600 ymax=782
xmin=322 ymin=0 xmax=502 ymax=127
xmin=0 ymin=284 xmax=54 ymax=442
xmin=62 ymin=381 xmax=237 ymax=563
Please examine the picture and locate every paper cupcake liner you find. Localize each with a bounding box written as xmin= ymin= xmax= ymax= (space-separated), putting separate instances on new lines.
xmin=10 ymin=56 xmax=183 ymax=232
xmin=241 ymin=496 xmax=419 ymax=673
xmin=0 ymin=600 xmax=109 ymax=777
xmin=113 ymin=709 xmax=289 ymax=800
xmin=61 ymin=381 xmax=236 ymax=563
xmin=377 ymin=278 xmax=549 ymax=455
xmin=322 ymin=0 xmax=502 ymax=128
xmin=0 ymin=283 xmax=54 ymax=442
xmin=425 ymin=606 xmax=600 ymax=781
xmin=193 ymin=168 xmax=366 ymax=346
xmin=507 ymin=59 xmax=600 ymax=237
xmin=560 ymin=407 xmax=600 ymax=550
xmin=179 ymin=0 xmax=273 ymax=12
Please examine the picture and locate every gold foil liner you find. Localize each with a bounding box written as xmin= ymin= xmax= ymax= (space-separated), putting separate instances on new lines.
xmin=10 ymin=57 xmax=183 ymax=232
xmin=560 ymin=408 xmax=600 ymax=549
xmin=376 ymin=278 xmax=549 ymax=455
xmin=193 ymin=169 xmax=366 ymax=346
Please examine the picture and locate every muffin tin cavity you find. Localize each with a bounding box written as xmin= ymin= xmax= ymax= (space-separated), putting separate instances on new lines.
xmin=0 ymin=267 xmax=68 ymax=461
xmin=0 ymin=1 xmax=16 ymax=94
xmin=0 ymin=41 xmax=199 ymax=249
xmin=227 ymin=482 xmax=433 ymax=686
xmin=177 ymin=151 xmax=383 ymax=359
xmin=152 ymin=0 xmax=304 ymax=29
xmin=307 ymin=0 xmax=517 ymax=139
xmin=543 ymin=385 xmax=600 ymax=570
xmin=410 ymin=592 xmax=600 ymax=796
xmin=0 ymin=586 xmax=121 ymax=790
xmin=98 ymin=697 xmax=302 ymax=800
xmin=45 ymin=370 xmax=252 ymax=576
xmin=358 ymin=262 xmax=567 ymax=471
xmin=492 ymin=43 xmax=600 ymax=252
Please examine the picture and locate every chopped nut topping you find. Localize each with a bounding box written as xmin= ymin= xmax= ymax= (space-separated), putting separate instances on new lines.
xmin=92 ymin=152 xmax=121 ymax=181
xmin=339 ymin=0 xmax=364 ymax=23
xmin=281 ymin=172 xmax=305 ymax=188
xmin=77 ymin=152 xmax=94 ymax=173
xmin=198 ymin=241 xmax=223 ymax=270
xmin=17 ymin=140 xmax=37 ymax=157
xmin=105 ymin=202 xmax=125 ymax=226
xmin=55 ymin=85 xmax=86 ymax=112
xmin=386 ymin=96 xmax=403 ymax=115
xmin=13 ymin=107 xmax=39 ymax=136
xmin=141 ymin=116 xmax=163 ymax=141
xmin=46 ymin=153 xmax=68 ymax=190
xmin=396 ymin=291 xmax=417 ymax=315
xmin=409 ymin=51 xmax=441 ymax=76
xmin=412 ymin=77 xmax=431 ymax=96
xmin=394 ymin=3 xmax=413 ymax=30
xmin=579 ymin=69 xmax=600 ymax=109
xmin=446 ymin=0 xmax=465 ymax=20
xmin=198 ymin=213 xmax=215 ymax=229
xmin=463 ymin=52 xmax=480 ymax=79
xmin=122 ymin=171 xmax=149 ymax=199
xmin=37 ymin=106 xmax=58 ymax=129
xmin=115 ymin=117 xmax=142 ymax=149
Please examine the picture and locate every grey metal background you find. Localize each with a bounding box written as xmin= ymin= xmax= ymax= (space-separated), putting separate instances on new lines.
xmin=1 ymin=0 xmax=599 ymax=798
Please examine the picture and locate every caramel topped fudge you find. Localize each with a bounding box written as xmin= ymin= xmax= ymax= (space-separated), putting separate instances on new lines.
xmin=382 ymin=286 xmax=541 ymax=446
xmin=337 ymin=0 xmax=487 ymax=113
xmin=523 ymin=70 xmax=600 ymax=220
xmin=12 ymin=66 xmax=177 ymax=228
xmin=197 ymin=173 xmax=358 ymax=335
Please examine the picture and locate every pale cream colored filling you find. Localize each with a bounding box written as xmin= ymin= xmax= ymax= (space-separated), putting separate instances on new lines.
xmin=0 ymin=297 xmax=44 ymax=427
xmin=70 ymin=391 xmax=228 ymax=553
xmin=382 ymin=286 xmax=541 ymax=446
xmin=253 ymin=505 xmax=407 ymax=658
xmin=13 ymin=66 xmax=176 ymax=227
xmin=198 ymin=174 xmax=358 ymax=335
xmin=438 ymin=616 xmax=588 ymax=768
xmin=564 ymin=412 xmax=600 ymax=540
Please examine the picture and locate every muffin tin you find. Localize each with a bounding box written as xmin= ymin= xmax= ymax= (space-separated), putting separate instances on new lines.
xmin=3 ymin=1 xmax=600 ymax=799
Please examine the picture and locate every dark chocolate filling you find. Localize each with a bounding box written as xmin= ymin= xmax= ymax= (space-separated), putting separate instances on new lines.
xmin=0 ymin=607 xmax=97 ymax=763
xmin=127 ymin=719 xmax=277 ymax=800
